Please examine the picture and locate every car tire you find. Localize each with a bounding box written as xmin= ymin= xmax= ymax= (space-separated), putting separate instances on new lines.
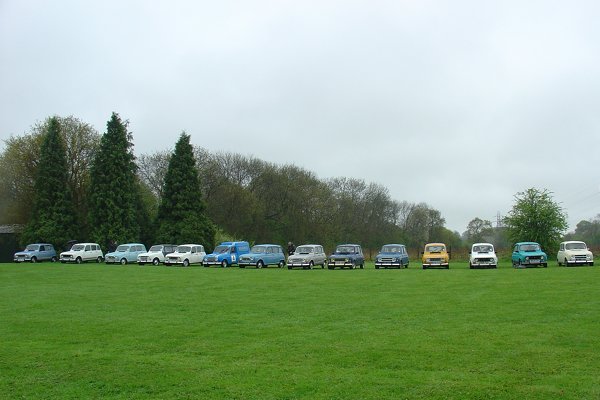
xmin=51 ymin=256 xmax=57 ymax=262
xmin=287 ymin=265 xmax=292 ymax=270
xmin=257 ymin=260 xmax=264 ymax=269
xmin=278 ymin=260 xmax=285 ymax=268
xmin=76 ymin=257 xmax=82 ymax=264
xmin=120 ymin=258 xmax=127 ymax=265
xmin=152 ymin=258 xmax=160 ymax=266
xmin=328 ymin=265 xmax=335 ymax=270
xmin=360 ymin=263 xmax=364 ymax=269
xmin=564 ymin=259 xmax=569 ymax=267
xmin=183 ymin=259 xmax=190 ymax=267
xmin=221 ymin=260 xmax=228 ymax=268
xmin=31 ymin=256 xmax=37 ymax=263
xmin=321 ymin=261 xmax=326 ymax=269
xmin=97 ymin=256 xmax=103 ymax=263
xmin=422 ymin=265 xmax=427 ymax=270
xmin=375 ymin=265 xmax=379 ymax=269
xmin=309 ymin=261 xmax=314 ymax=270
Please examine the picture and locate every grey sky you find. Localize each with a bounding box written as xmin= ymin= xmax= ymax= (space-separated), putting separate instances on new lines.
xmin=1 ymin=0 xmax=599 ymax=233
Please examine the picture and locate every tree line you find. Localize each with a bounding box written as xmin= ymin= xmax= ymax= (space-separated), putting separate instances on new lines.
xmin=0 ymin=114 xmax=576 ymax=256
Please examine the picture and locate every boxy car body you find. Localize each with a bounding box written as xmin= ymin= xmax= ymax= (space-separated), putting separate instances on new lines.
xmin=469 ymin=243 xmax=498 ymax=269
xmin=60 ymin=243 xmax=104 ymax=264
xmin=421 ymin=243 xmax=450 ymax=269
xmin=511 ymin=242 xmax=547 ymax=268
xmin=164 ymin=244 xmax=206 ymax=267
xmin=14 ymin=243 xmax=57 ymax=263
xmin=287 ymin=244 xmax=327 ymax=269
xmin=375 ymin=244 xmax=409 ymax=269
xmin=203 ymin=241 xmax=250 ymax=267
xmin=105 ymin=243 xmax=147 ymax=265
xmin=557 ymin=241 xmax=594 ymax=267
xmin=137 ymin=244 xmax=177 ymax=265
xmin=238 ymin=244 xmax=286 ymax=268
xmin=328 ymin=244 xmax=364 ymax=269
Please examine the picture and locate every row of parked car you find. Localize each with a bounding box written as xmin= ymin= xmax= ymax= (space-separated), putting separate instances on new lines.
xmin=12 ymin=240 xmax=595 ymax=269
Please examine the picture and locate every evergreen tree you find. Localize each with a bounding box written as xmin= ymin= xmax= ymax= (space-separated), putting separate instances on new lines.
xmin=88 ymin=113 xmax=141 ymax=248
xmin=22 ymin=117 xmax=75 ymax=249
xmin=156 ymin=133 xmax=216 ymax=249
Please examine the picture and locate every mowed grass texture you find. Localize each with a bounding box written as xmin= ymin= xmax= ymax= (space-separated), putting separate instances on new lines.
xmin=1 ymin=262 xmax=599 ymax=399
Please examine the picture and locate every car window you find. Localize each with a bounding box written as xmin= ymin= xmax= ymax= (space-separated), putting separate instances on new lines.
xmin=85 ymin=245 xmax=91 ymax=251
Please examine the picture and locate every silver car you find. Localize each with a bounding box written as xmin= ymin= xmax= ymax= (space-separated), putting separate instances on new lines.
xmin=287 ymin=244 xmax=327 ymax=269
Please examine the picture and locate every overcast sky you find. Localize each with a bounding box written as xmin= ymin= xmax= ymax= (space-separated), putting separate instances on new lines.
xmin=1 ymin=0 xmax=599 ymax=233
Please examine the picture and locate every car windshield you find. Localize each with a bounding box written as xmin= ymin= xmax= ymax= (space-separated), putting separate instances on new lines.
xmin=214 ymin=245 xmax=230 ymax=254
xmin=251 ymin=245 xmax=268 ymax=253
xmin=25 ymin=245 xmax=39 ymax=251
xmin=176 ymin=246 xmax=191 ymax=253
xmin=566 ymin=242 xmax=587 ymax=250
xmin=71 ymin=244 xmax=85 ymax=251
xmin=149 ymin=245 xmax=163 ymax=252
xmin=473 ymin=245 xmax=493 ymax=253
xmin=520 ymin=244 xmax=541 ymax=252
xmin=116 ymin=245 xmax=129 ymax=252
xmin=295 ymin=246 xmax=314 ymax=254
xmin=426 ymin=245 xmax=445 ymax=253
xmin=381 ymin=245 xmax=401 ymax=253
xmin=335 ymin=246 xmax=356 ymax=254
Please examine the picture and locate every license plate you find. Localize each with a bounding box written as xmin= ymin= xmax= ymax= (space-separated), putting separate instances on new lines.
xmin=530 ymin=259 xmax=540 ymax=263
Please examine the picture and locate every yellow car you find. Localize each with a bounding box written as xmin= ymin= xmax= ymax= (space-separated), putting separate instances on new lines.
xmin=421 ymin=243 xmax=450 ymax=269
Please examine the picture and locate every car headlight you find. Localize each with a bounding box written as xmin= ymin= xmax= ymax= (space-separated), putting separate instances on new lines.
xmin=525 ymin=257 xmax=529 ymax=261
xmin=587 ymin=255 xmax=592 ymax=260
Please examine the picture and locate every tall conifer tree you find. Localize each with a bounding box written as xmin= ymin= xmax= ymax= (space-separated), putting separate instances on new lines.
xmin=156 ymin=132 xmax=215 ymax=248
xmin=88 ymin=113 xmax=140 ymax=248
xmin=22 ymin=117 xmax=76 ymax=248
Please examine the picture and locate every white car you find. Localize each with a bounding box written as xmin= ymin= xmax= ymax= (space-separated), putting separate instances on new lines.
xmin=557 ymin=241 xmax=594 ymax=267
xmin=60 ymin=243 xmax=104 ymax=264
xmin=164 ymin=244 xmax=206 ymax=267
xmin=138 ymin=244 xmax=177 ymax=266
xmin=469 ymin=243 xmax=498 ymax=269
xmin=287 ymin=244 xmax=327 ymax=269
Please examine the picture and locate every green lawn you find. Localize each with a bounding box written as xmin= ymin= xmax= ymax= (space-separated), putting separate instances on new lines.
xmin=1 ymin=261 xmax=599 ymax=399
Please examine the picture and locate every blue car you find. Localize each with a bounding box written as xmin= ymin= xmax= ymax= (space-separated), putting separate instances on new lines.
xmin=203 ymin=241 xmax=251 ymax=267
xmin=105 ymin=243 xmax=147 ymax=265
xmin=238 ymin=244 xmax=286 ymax=268
xmin=375 ymin=244 xmax=409 ymax=269
xmin=511 ymin=242 xmax=548 ymax=268
xmin=14 ymin=243 xmax=58 ymax=263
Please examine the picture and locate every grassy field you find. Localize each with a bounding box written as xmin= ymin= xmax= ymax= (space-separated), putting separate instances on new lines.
xmin=1 ymin=261 xmax=599 ymax=399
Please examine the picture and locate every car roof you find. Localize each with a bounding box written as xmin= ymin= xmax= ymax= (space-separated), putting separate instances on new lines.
xmin=425 ymin=242 xmax=446 ymax=246
xmin=381 ymin=243 xmax=405 ymax=247
xmin=73 ymin=242 xmax=100 ymax=246
xmin=561 ymin=240 xmax=585 ymax=244
xmin=472 ymin=242 xmax=494 ymax=246
xmin=117 ymin=243 xmax=145 ymax=246
xmin=178 ymin=244 xmax=203 ymax=246
xmin=337 ymin=243 xmax=361 ymax=246
xmin=516 ymin=242 xmax=540 ymax=245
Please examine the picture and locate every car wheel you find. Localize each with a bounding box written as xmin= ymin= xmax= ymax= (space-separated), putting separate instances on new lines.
xmin=152 ymin=258 xmax=160 ymax=266
xmin=76 ymin=257 xmax=82 ymax=264
xmin=120 ymin=258 xmax=127 ymax=265
xmin=564 ymin=259 xmax=569 ymax=267
xmin=278 ymin=260 xmax=285 ymax=268
xmin=446 ymin=265 xmax=450 ymax=269
xmin=422 ymin=265 xmax=427 ymax=270
xmin=256 ymin=260 xmax=264 ymax=269
xmin=375 ymin=265 xmax=379 ymax=269
xmin=51 ymin=256 xmax=57 ymax=262
xmin=31 ymin=256 xmax=37 ymax=263
xmin=360 ymin=263 xmax=364 ymax=269
xmin=97 ymin=256 xmax=103 ymax=263
xmin=181 ymin=259 xmax=188 ymax=267
xmin=321 ymin=261 xmax=326 ymax=269
xmin=287 ymin=265 xmax=292 ymax=270
xmin=543 ymin=263 xmax=547 ymax=268
xmin=309 ymin=261 xmax=314 ymax=269
xmin=469 ymin=263 xmax=474 ymax=269
xmin=221 ymin=260 xmax=228 ymax=268
xmin=590 ymin=262 xmax=594 ymax=266
xmin=328 ymin=265 xmax=335 ymax=270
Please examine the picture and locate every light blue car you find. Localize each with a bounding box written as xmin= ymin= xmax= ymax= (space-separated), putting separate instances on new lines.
xmin=238 ymin=244 xmax=286 ymax=269
xmin=14 ymin=243 xmax=58 ymax=263
xmin=511 ymin=242 xmax=548 ymax=268
xmin=105 ymin=243 xmax=147 ymax=265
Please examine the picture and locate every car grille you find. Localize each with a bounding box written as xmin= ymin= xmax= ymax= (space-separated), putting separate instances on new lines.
xmin=62 ymin=254 xmax=73 ymax=259
xmin=107 ymin=256 xmax=116 ymax=262
xmin=474 ymin=258 xmax=494 ymax=263
xmin=574 ymin=255 xmax=588 ymax=261
xmin=426 ymin=257 xmax=442 ymax=263
xmin=205 ymin=256 xmax=217 ymax=262
xmin=139 ymin=256 xmax=148 ymax=262
xmin=379 ymin=257 xmax=397 ymax=263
